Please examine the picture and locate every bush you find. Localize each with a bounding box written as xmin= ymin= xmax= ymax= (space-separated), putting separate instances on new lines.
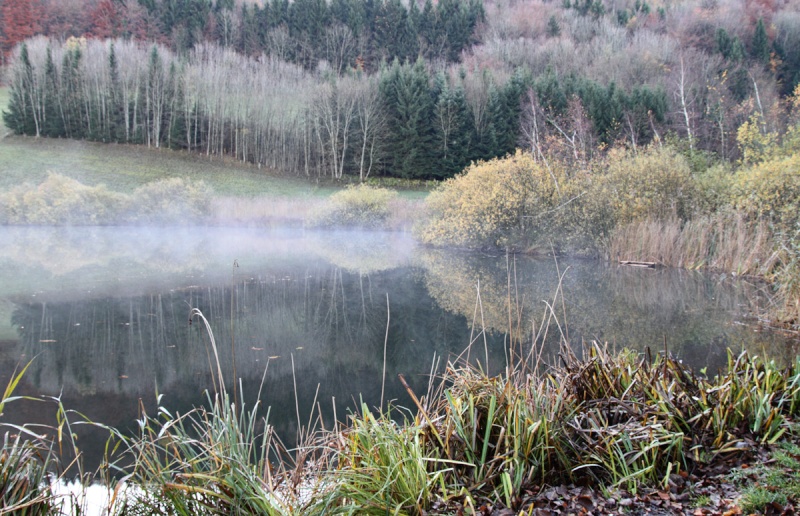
xmin=0 ymin=173 xmax=213 ymax=226
xmin=309 ymin=184 xmax=398 ymax=229
xmin=0 ymin=173 xmax=128 ymax=225
xmin=590 ymin=146 xmax=697 ymax=226
xmin=130 ymin=177 xmax=213 ymax=225
xmin=732 ymin=153 xmax=800 ymax=232
xmin=418 ymin=151 xmax=568 ymax=249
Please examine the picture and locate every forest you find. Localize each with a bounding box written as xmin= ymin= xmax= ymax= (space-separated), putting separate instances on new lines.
xmin=2 ymin=0 xmax=799 ymax=180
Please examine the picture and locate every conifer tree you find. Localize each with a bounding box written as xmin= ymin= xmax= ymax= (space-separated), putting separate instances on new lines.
xmin=3 ymin=43 xmax=38 ymax=135
xmin=380 ymin=58 xmax=436 ymax=178
xmin=433 ymin=74 xmax=472 ymax=177
xmin=42 ymin=46 xmax=61 ymax=137
xmin=751 ymin=18 xmax=770 ymax=65
xmin=108 ymin=43 xmax=125 ymax=142
xmin=547 ymin=15 xmax=561 ymax=37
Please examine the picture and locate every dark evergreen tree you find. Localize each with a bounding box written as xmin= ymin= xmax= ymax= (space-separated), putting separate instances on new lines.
xmin=380 ymin=58 xmax=436 ymax=178
xmin=534 ymin=70 xmax=568 ymax=114
xmin=42 ymin=46 xmax=62 ymax=138
xmin=268 ymin=0 xmax=289 ymax=28
xmin=237 ymin=4 xmax=260 ymax=55
xmin=547 ymin=15 xmax=561 ymax=37
xmin=728 ymin=66 xmax=752 ymax=101
xmin=289 ymin=0 xmax=329 ymax=67
xmin=716 ymin=28 xmax=732 ymax=59
xmin=437 ymin=0 xmax=471 ymax=62
xmin=3 ymin=43 xmax=37 ymax=135
xmin=373 ymin=0 xmax=414 ymax=63
xmin=751 ymin=18 xmax=770 ymax=65
xmin=108 ymin=43 xmax=125 ymax=142
xmin=60 ymin=46 xmax=84 ymax=139
xmin=433 ymin=74 xmax=472 ymax=177
xmin=489 ymin=71 xmax=527 ymax=156
xmin=773 ymin=35 xmax=800 ymax=96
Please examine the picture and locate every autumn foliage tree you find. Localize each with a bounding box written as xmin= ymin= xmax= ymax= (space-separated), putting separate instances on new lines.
xmin=1 ymin=0 xmax=42 ymax=60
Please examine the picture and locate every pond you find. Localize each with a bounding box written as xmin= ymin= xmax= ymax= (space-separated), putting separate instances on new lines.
xmin=0 ymin=227 xmax=795 ymax=471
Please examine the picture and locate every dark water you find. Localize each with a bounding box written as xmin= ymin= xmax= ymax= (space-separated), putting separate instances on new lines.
xmin=0 ymin=227 xmax=795 ymax=470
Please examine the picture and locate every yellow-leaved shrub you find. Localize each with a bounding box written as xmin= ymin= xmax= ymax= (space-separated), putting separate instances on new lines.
xmin=591 ymin=146 xmax=696 ymax=226
xmin=732 ymin=153 xmax=800 ymax=232
xmin=130 ymin=178 xmax=213 ymax=224
xmin=309 ymin=184 xmax=398 ymax=229
xmin=0 ymin=173 xmax=128 ymax=225
xmin=0 ymin=173 xmax=213 ymax=225
xmin=418 ymin=151 xmax=569 ymax=249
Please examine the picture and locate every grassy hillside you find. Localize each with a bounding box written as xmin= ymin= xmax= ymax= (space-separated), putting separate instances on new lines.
xmin=0 ymin=86 xmax=329 ymax=197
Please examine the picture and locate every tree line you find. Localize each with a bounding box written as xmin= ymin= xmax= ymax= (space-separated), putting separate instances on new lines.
xmin=1 ymin=0 xmax=484 ymax=71
xmin=3 ymin=0 xmax=800 ymax=179
xmin=3 ymin=37 xmax=670 ymax=179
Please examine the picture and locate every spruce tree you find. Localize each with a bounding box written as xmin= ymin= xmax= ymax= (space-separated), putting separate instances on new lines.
xmin=108 ymin=43 xmax=125 ymax=142
xmin=547 ymin=15 xmax=561 ymax=37
xmin=433 ymin=74 xmax=472 ymax=177
xmin=42 ymin=46 xmax=62 ymax=138
xmin=380 ymin=58 xmax=436 ymax=178
xmin=751 ymin=18 xmax=770 ymax=64
xmin=3 ymin=43 xmax=37 ymax=136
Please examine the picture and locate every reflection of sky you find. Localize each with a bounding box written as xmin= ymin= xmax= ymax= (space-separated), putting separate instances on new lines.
xmin=0 ymin=227 xmax=795 ymax=472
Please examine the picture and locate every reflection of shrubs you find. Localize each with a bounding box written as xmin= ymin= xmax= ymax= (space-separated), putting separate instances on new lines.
xmin=309 ymin=184 xmax=398 ymax=229
xmin=0 ymin=173 xmax=212 ymax=225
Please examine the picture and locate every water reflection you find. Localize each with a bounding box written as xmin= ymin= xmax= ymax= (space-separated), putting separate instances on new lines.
xmin=0 ymin=227 xmax=795 ymax=472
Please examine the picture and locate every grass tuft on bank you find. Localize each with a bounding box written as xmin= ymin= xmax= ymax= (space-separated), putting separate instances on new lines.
xmin=101 ymin=344 xmax=800 ymax=514
xmin=4 ymin=328 xmax=800 ymax=514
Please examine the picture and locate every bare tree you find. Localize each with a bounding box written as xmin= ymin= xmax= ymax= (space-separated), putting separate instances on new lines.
xmin=353 ymin=75 xmax=385 ymax=181
xmin=324 ymin=24 xmax=357 ymax=76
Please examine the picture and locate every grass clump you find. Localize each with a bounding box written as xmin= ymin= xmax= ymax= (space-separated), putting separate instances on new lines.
xmin=308 ymin=184 xmax=399 ymax=230
xmin=0 ymin=433 xmax=57 ymax=515
xmin=1 ymin=363 xmax=60 ymax=515
xmin=310 ymin=404 xmax=447 ymax=515
xmin=305 ymin=345 xmax=800 ymax=512
xmin=109 ymin=392 xmax=300 ymax=515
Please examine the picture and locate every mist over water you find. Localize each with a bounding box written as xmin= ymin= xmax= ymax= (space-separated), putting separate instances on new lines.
xmin=0 ymin=226 xmax=794 ymax=471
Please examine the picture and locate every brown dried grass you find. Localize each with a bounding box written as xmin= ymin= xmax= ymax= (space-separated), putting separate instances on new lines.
xmin=607 ymin=212 xmax=780 ymax=276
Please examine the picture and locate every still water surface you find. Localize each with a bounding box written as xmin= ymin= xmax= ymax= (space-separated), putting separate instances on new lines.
xmin=0 ymin=227 xmax=795 ymax=469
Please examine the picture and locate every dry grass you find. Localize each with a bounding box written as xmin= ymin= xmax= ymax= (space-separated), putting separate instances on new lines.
xmin=607 ymin=212 xmax=780 ymax=276
xmin=210 ymin=196 xmax=326 ymax=227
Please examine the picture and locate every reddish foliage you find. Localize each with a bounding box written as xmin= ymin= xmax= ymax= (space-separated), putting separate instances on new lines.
xmin=89 ymin=0 xmax=121 ymax=39
xmin=1 ymin=0 xmax=43 ymax=55
xmin=39 ymin=0 xmax=91 ymax=40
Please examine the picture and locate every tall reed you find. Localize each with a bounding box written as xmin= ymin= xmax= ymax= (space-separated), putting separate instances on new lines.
xmin=607 ymin=212 xmax=778 ymax=275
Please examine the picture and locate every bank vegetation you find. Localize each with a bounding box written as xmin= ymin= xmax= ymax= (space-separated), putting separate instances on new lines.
xmin=417 ymin=95 xmax=800 ymax=329
xmin=3 ymin=329 xmax=800 ymax=514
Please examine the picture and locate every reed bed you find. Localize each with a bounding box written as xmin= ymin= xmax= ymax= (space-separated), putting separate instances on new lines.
xmin=607 ymin=212 xmax=779 ymax=275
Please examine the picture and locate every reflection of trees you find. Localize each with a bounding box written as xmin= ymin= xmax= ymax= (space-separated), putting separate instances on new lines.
xmin=8 ymin=262 xmax=504 ymax=462
xmin=419 ymin=250 xmax=795 ymax=371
